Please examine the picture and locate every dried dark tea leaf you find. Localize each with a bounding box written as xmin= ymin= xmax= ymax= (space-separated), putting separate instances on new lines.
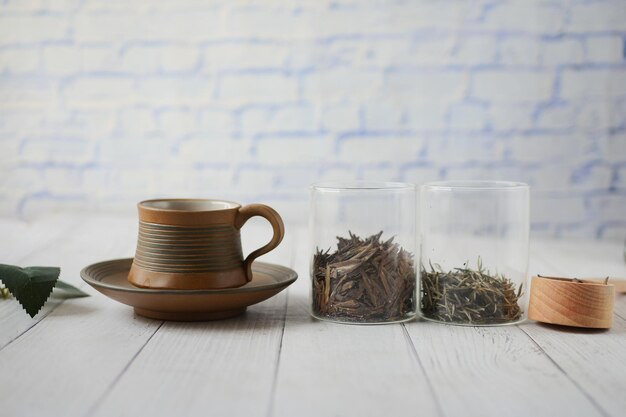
xmin=420 ymin=258 xmax=523 ymax=325
xmin=312 ymin=231 xmax=416 ymax=323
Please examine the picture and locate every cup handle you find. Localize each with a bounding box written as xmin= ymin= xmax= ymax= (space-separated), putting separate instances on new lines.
xmin=235 ymin=204 xmax=285 ymax=282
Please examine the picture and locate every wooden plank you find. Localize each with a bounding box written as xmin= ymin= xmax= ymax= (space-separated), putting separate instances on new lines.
xmin=0 ymin=216 xmax=295 ymax=417
xmin=519 ymin=240 xmax=626 ymax=417
xmin=90 ymin=292 xmax=287 ymax=417
xmin=89 ymin=224 xmax=296 ymax=417
xmin=0 ymin=296 xmax=162 ymax=417
xmin=405 ymin=320 xmax=602 ymax=417
xmin=403 ymin=239 xmax=605 ymax=417
xmin=270 ymin=228 xmax=441 ymax=417
xmin=0 ymin=214 xmax=82 ymax=349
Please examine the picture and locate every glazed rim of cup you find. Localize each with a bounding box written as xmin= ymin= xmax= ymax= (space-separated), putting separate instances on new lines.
xmin=422 ymin=180 xmax=529 ymax=191
xmin=139 ymin=199 xmax=241 ymax=212
xmin=311 ymin=181 xmax=415 ymax=192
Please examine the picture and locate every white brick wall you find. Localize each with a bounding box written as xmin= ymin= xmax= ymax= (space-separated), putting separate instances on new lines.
xmin=1 ymin=0 xmax=625 ymax=240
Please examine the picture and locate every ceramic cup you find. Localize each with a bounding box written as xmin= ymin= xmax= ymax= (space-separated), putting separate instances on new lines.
xmin=128 ymin=199 xmax=285 ymax=290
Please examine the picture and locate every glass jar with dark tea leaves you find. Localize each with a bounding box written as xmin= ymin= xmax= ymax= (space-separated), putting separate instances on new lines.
xmin=419 ymin=181 xmax=530 ymax=326
xmin=310 ymin=182 xmax=417 ymax=324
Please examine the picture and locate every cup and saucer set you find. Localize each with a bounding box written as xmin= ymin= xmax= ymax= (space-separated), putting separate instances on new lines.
xmin=81 ymin=199 xmax=297 ymax=321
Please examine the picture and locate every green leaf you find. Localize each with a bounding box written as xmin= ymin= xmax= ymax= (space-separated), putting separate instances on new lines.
xmin=53 ymin=280 xmax=90 ymax=298
xmin=0 ymin=265 xmax=60 ymax=317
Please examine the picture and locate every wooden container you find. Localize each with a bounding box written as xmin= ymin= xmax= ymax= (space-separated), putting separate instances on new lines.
xmin=528 ymin=275 xmax=615 ymax=329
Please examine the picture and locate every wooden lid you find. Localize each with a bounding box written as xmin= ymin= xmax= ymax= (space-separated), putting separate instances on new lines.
xmin=528 ymin=275 xmax=615 ymax=329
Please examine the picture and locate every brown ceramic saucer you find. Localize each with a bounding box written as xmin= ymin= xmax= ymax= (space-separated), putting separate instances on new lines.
xmin=81 ymin=258 xmax=297 ymax=321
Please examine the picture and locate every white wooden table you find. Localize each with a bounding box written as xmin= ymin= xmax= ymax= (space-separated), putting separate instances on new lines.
xmin=1 ymin=213 xmax=625 ymax=417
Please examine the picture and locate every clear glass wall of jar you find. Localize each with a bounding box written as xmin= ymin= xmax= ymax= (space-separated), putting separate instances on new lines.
xmin=419 ymin=181 xmax=530 ymax=326
xmin=310 ymin=181 xmax=417 ymax=324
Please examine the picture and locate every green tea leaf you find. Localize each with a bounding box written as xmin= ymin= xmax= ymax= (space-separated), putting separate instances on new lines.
xmin=0 ymin=265 xmax=60 ymax=317
xmin=53 ymin=280 xmax=90 ymax=298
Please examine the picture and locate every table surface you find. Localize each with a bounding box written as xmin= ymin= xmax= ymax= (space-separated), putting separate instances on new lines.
xmin=1 ymin=213 xmax=625 ymax=417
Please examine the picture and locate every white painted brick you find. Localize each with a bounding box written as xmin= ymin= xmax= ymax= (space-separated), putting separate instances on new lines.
xmin=384 ymin=71 xmax=467 ymax=102
xmin=160 ymin=46 xmax=199 ymax=73
xmin=540 ymin=39 xmax=585 ymax=67
xmin=317 ymin=39 xmax=409 ymax=70
xmin=116 ymin=107 xmax=156 ymax=136
xmin=203 ymin=43 xmax=289 ymax=73
xmin=401 ymin=165 xmax=441 ymax=183
xmin=98 ymin=136 xmax=173 ymax=167
xmin=136 ymin=77 xmax=214 ymax=105
xmin=120 ymin=47 xmax=160 ymax=74
xmin=0 ymin=78 xmax=57 ymax=108
xmin=611 ymin=101 xmax=626 ymax=130
xmin=74 ymin=11 xmax=223 ymax=43
xmin=0 ymin=0 xmax=44 ymax=12
xmin=473 ymin=71 xmax=553 ymax=102
xmin=406 ymin=101 xmax=448 ymax=131
xmin=338 ymin=136 xmax=424 ymax=164
xmin=508 ymin=135 xmax=596 ymax=164
xmin=450 ymin=36 xmax=498 ymax=66
xmin=110 ymin=167 xmax=161 ymax=192
xmin=63 ymin=77 xmax=135 ymax=105
xmin=221 ymin=6 xmax=472 ymax=41
xmin=447 ymin=103 xmax=488 ymax=130
xmin=603 ymin=132 xmax=626 ymax=164
xmin=526 ymin=165 xmax=571 ymax=192
xmin=402 ymin=36 xmax=455 ymax=66
xmin=597 ymin=224 xmax=626 ymax=241
xmin=0 ymin=16 xmax=68 ymax=44
xmin=0 ymin=48 xmax=40 ymax=73
xmin=303 ymin=70 xmax=382 ymax=101
xmin=568 ymin=2 xmax=626 ymax=32
xmin=535 ymin=104 xmax=577 ymax=129
xmin=157 ymin=166 xmax=235 ymax=196
xmin=274 ymin=167 xmax=322 ymax=189
xmin=81 ymin=167 xmax=112 ymax=196
xmin=157 ymin=108 xmax=198 ymax=136
xmin=362 ymin=101 xmax=407 ymax=131
xmin=320 ymin=102 xmax=360 ymax=132
xmin=360 ymin=166 xmax=399 ymax=182
xmin=585 ymin=36 xmax=625 ymax=64
xmin=82 ymin=47 xmax=119 ymax=72
xmin=198 ymin=108 xmax=235 ymax=134
xmin=316 ymin=166 xmax=358 ymax=182
xmin=218 ymin=74 xmax=298 ymax=104
xmin=255 ymin=135 xmax=333 ymax=165
xmin=531 ymin=195 xmax=586 ymax=224
xmin=543 ymin=162 xmax=611 ymax=192
xmin=240 ymin=105 xmax=317 ymax=135
xmin=43 ymin=167 xmax=83 ymax=194
xmin=615 ymin=166 xmax=626 ymax=190
xmin=176 ymin=136 xmax=253 ymax=164
xmin=592 ymin=195 xmax=626 ymax=223
xmin=444 ymin=165 xmax=528 ymax=184
xmin=488 ymin=103 xmax=535 ymax=131
xmin=576 ymin=101 xmax=613 ymax=131
xmin=20 ymin=136 xmax=95 ymax=164
xmin=236 ymin=168 xmax=276 ymax=192
xmin=220 ymin=8 xmax=313 ymax=40
xmin=479 ymin=3 xmax=566 ymax=34
xmin=42 ymin=46 xmax=82 ymax=75
xmin=499 ymin=37 xmax=541 ymax=67
xmin=428 ymin=136 xmax=506 ymax=164
xmin=561 ymin=69 xmax=626 ymax=99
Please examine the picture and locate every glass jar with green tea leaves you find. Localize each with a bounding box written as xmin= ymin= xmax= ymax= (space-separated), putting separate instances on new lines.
xmin=310 ymin=182 xmax=417 ymax=324
xmin=419 ymin=181 xmax=530 ymax=326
